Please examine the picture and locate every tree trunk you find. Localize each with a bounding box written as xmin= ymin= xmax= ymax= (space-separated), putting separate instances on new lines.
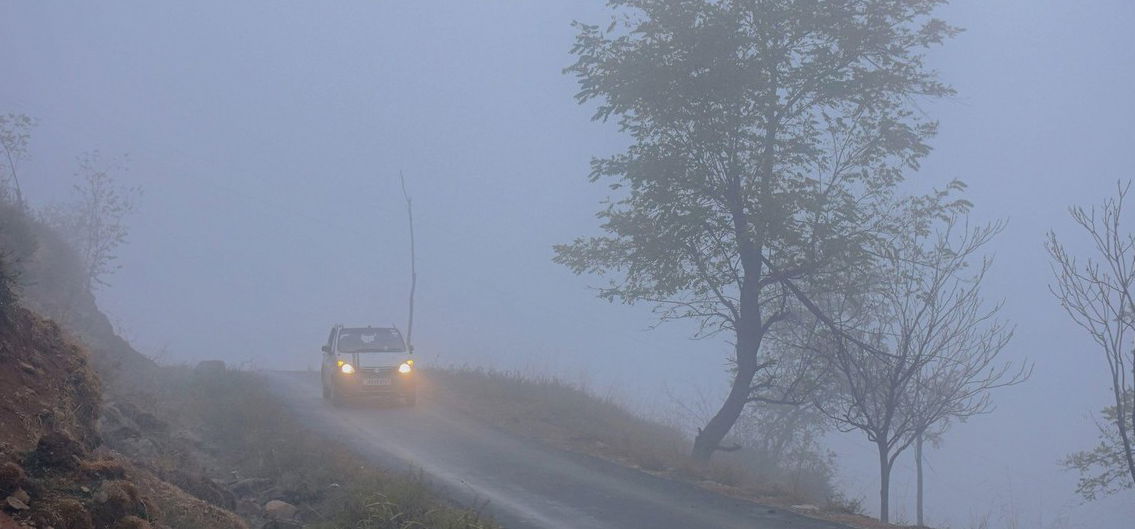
xmin=691 ymin=365 xmax=753 ymax=461
xmin=689 ymin=160 xmax=778 ymax=461
xmin=916 ymin=433 xmax=924 ymax=527
xmin=878 ymin=441 xmax=892 ymax=524
xmin=692 ymin=317 xmax=762 ymax=462
xmin=1125 ymin=376 xmax=1135 ymax=483
xmin=1121 ymin=387 xmax=1135 ymax=487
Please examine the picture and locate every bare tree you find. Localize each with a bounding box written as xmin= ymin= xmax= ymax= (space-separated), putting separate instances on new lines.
xmin=1047 ymin=181 xmax=1135 ymax=499
xmin=912 ymin=426 xmax=945 ymax=527
xmin=400 ymin=171 xmax=417 ymax=351
xmin=814 ymin=210 xmax=1025 ymax=523
xmin=43 ymin=151 xmax=140 ymax=291
xmin=0 ymin=113 xmax=35 ymax=208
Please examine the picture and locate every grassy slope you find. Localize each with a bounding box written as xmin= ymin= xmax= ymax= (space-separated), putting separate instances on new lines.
xmin=2 ymin=199 xmax=499 ymax=529
xmin=0 ymin=305 xmax=247 ymax=529
xmin=426 ymin=367 xmax=900 ymax=529
xmin=143 ymin=366 xmax=500 ymax=529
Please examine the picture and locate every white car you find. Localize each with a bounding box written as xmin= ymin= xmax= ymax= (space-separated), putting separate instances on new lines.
xmin=320 ymin=325 xmax=416 ymax=406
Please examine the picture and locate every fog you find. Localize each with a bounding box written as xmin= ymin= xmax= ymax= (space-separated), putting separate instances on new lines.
xmin=4 ymin=1 xmax=1134 ymax=528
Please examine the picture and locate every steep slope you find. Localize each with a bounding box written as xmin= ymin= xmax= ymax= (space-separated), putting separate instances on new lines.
xmin=0 ymin=307 xmax=100 ymax=454
xmin=1 ymin=200 xmax=500 ymax=529
xmin=0 ymin=303 xmax=247 ymax=529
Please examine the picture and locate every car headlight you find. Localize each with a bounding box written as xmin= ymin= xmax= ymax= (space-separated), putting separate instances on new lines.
xmin=340 ymin=363 xmax=356 ymax=374
xmin=398 ymin=362 xmax=412 ymax=374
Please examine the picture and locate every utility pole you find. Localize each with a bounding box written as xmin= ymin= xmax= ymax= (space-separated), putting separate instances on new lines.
xmin=400 ymin=171 xmax=416 ymax=351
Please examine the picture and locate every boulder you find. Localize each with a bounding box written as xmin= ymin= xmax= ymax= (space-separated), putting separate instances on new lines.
xmin=194 ymin=361 xmax=226 ymax=376
xmin=3 ymin=496 xmax=27 ymax=511
xmin=111 ymin=515 xmax=153 ymax=529
xmin=229 ymin=477 xmax=272 ymax=498
xmin=0 ymin=462 xmax=25 ymax=496
xmin=28 ymin=431 xmax=84 ymax=470
xmin=263 ymin=499 xmax=296 ymax=520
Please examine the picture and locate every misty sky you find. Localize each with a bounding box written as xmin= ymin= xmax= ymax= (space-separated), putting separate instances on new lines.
xmin=4 ymin=2 xmax=1135 ymax=528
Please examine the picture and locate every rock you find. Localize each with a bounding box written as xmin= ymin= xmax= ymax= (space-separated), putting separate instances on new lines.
xmin=78 ymin=458 xmax=126 ymax=480
xmin=98 ymin=404 xmax=141 ymax=440
xmin=9 ymin=491 xmax=27 ymax=506
xmin=90 ymin=481 xmax=143 ymax=529
xmin=235 ymin=498 xmax=261 ymax=517
xmin=167 ymin=470 xmax=235 ymax=509
xmin=3 ymin=496 xmax=28 ymax=511
xmin=111 ymin=515 xmax=152 ymax=529
xmin=194 ymin=361 xmax=226 ymax=376
xmin=229 ymin=477 xmax=272 ymax=498
xmin=0 ymin=463 xmax=25 ymax=496
xmin=28 ymin=432 xmax=84 ymax=470
xmin=17 ymin=362 xmax=35 ymax=375
xmin=263 ymin=500 xmax=297 ymax=520
xmin=791 ymin=504 xmax=820 ymax=511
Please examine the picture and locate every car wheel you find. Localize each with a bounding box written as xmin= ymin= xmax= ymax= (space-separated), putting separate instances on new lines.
xmin=329 ymin=382 xmax=344 ymax=407
xmin=321 ymin=371 xmax=330 ymax=400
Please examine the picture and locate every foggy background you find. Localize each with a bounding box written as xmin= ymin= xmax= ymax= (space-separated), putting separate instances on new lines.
xmin=4 ymin=1 xmax=1134 ymax=527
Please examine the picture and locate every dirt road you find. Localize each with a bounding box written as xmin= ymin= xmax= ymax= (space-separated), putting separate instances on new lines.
xmin=262 ymin=371 xmax=848 ymax=529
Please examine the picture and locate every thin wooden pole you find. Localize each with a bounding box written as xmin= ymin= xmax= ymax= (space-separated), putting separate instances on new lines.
xmin=400 ymin=171 xmax=416 ymax=351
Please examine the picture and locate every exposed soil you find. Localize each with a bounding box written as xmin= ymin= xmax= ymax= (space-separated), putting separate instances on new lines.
xmin=0 ymin=308 xmax=100 ymax=454
xmin=0 ymin=306 xmax=247 ymax=529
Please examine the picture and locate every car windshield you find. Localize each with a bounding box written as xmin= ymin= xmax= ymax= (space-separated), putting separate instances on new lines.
xmin=336 ymin=327 xmax=405 ymax=353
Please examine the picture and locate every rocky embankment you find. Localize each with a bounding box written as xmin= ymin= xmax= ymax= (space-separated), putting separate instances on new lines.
xmin=0 ymin=306 xmax=247 ymax=529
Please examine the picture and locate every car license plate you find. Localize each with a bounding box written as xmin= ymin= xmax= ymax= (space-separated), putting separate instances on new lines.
xmin=363 ymin=377 xmax=391 ymax=386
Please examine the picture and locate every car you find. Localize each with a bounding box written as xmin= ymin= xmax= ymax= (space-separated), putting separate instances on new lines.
xmin=320 ymin=324 xmax=416 ymax=407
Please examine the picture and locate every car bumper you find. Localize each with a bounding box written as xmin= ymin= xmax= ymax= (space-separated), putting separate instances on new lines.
xmin=334 ymin=370 xmax=415 ymax=397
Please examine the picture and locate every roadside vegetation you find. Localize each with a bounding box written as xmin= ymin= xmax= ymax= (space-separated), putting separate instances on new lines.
xmin=554 ymin=2 xmax=1031 ymax=525
xmin=149 ymin=366 xmax=499 ymax=529
xmin=427 ymin=367 xmax=869 ymax=525
xmin=0 ymin=149 xmax=498 ymax=528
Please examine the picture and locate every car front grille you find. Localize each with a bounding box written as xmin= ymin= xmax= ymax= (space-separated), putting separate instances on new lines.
xmin=361 ymin=366 xmax=395 ymax=376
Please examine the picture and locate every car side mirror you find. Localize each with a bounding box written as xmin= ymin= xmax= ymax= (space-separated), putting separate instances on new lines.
xmin=321 ymin=345 xmax=331 ymax=354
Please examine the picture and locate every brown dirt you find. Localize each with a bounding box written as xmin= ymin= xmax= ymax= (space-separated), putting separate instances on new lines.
xmin=0 ymin=308 xmax=101 ymax=454
xmin=0 ymin=305 xmax=247 ymax=529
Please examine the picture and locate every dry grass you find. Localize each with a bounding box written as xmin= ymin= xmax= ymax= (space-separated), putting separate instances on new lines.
xmin=427 ymin=368 xmax=789 ymax=493
xmin=165 ymin=366 xmax=499 ymax=529
xmin=426 ymin=367 xmax=892 ymax=527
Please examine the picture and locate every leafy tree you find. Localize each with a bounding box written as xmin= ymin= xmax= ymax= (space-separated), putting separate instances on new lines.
xmin=43 ymin=151 xmax=140 ymax=291
xmin=0 ymin=254 xmax=17 ymax=325
xmin=1047 ymin=181 xmax=1135 ymax=499
xmin=1064 ymin=390 xmax=1135 ymax=500
xmin=556 ymin=0 xmax=958 ymax=461
xmin=0 ymin=113 xmax=35 ymax=208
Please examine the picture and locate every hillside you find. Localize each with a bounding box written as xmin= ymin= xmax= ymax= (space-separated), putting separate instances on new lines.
xmin=0 ymin=201 xmax=497 ymax=529
xmin=0 ymin=299 xmax=247 ymax=529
